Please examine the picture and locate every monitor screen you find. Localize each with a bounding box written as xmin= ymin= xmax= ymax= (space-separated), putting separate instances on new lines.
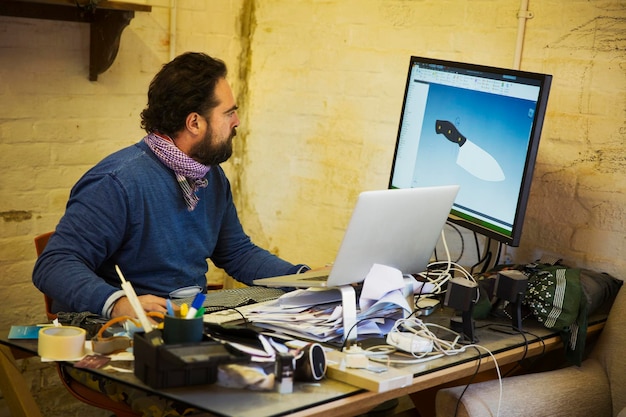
xmin=389 ymin=56 xmax=552 ymax=247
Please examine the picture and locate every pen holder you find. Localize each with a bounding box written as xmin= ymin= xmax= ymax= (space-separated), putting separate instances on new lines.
xmin=163 ymin=315 xmax=203 ymax=344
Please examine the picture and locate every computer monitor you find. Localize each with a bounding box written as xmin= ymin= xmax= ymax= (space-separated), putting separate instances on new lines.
xmin=388 ymin=56 xmax=552 ymax=247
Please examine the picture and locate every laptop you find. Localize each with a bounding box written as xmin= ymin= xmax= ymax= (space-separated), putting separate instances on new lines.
xmin=253 ymin=185 xmax=460 ymax=288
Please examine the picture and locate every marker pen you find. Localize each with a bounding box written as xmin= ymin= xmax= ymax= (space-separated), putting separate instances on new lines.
xmin=186 ymin=293 xmax=206 ymax=319
xmin=166 ymin=299 xmax=175 ymax=317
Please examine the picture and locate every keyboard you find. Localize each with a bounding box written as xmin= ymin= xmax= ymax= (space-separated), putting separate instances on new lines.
xmin=301 ymin=275 xmax=329 ymax=282
xmin=173 ymin=286 xmax=285 ymax=313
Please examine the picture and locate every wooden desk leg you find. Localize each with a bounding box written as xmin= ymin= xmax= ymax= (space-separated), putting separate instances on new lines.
xmin=0 ymin=344 xmax=43 ymax=417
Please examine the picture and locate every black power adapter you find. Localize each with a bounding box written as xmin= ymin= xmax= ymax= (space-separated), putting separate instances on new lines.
xmin=495 ymin=270 xmax=529 ymax=330
xmin=444 ymin=277 xmax=479 ymax=343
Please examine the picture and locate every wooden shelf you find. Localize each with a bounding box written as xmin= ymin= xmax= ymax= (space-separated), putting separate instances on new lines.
xmin=0 ymin=0 xmax=152 ymax=80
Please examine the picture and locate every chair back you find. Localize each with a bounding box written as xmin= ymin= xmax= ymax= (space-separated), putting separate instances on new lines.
xmin=33 ymin=231 xmax=141 ymax=416
xmin=590 ymin=285 xmax=626 ymax=415
xmin=34 ymin=232 xmax=56 ymax=321
xmin=34 ymin=231 xmax=52 ymax=257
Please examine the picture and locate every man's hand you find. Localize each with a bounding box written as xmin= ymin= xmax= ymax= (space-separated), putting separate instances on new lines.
xmin=111 ymin=294 xmax=168 ymax=319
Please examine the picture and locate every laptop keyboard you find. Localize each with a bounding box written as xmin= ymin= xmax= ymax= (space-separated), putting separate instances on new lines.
xmin=173 ymin=286 xmax=285 ymax=313
xmin=300 ymin=275 xmax=329 ymax=282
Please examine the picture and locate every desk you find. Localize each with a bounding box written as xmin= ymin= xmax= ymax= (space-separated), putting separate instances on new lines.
xmin=1 ymin=315 xmax=605 ymax=417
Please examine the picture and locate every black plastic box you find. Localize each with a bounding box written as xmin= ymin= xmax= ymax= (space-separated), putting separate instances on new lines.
xmin=133 ymin=331 xmax=249 ymax=388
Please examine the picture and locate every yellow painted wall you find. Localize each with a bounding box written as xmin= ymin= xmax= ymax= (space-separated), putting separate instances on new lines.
xmin=2 ymin=0 xmax=625 ymax=331
xmin=1 ymin=0 xmax=625 ymax=341
xmin=238 ymin=0 xmax=626 ymax=278
xmin=0 ymin=1 xmax=625 ymax=414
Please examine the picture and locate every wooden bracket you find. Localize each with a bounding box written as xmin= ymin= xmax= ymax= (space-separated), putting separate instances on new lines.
xmin=0 ymin=0 xmax=152 ymax=81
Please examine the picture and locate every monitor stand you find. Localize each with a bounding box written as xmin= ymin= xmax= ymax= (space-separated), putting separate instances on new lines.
xmin=337 ymin=286 xmax=358 ymax=343
xmin=339 ymin=276 xmax=416 ymax=343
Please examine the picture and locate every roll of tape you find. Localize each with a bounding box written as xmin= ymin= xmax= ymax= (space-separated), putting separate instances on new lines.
xmin=38 ymin=326 xmax=86 ymax=360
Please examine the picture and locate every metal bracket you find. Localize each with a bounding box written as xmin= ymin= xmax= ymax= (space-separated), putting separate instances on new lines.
xmin=517 ymin=10 xmax=534 ymax=19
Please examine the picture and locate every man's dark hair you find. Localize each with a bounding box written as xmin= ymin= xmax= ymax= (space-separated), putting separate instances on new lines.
xmin=140 ymin=52 xmax=228 ymax=136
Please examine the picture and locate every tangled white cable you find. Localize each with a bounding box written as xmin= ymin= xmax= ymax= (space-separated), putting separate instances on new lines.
xmin=386 ymin=318 xmax=464 ymax=355
xmin=366 ymin=315 xmax=502 ymax=417
xmin=365 ymin=317 xmax=503 ymax=417
xmin=414 ymin=230 xmax=476 ymax=295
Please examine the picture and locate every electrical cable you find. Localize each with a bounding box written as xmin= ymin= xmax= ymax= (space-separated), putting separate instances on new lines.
xmin=339 ymin=313 xmax=406 ymax=352
xmin=445 ymin=221 xmax=465 ymax=263
xmin=470 ymin=234 xmax=494 ymax=275
xmin=204 ymin=306 xmax=250 ymax=324
xmin=451 ymin=344 xmax=503 ymax=417
xmin=415 ymin=229 xmax=475 ymax=296
xmin=509 ymin=328 xmax=547 ymax=376
xmin=516 ymin=329 xmax=547 ymax=372
xmin=370 ymin=317 xmax=460 ymax=364
xmin=480 ymin=238 xmax=493 ymax=273
xmin=366 ymin=317 xmax=502 ymax=417
xmin=336 ymin=224 xmax=503 ymax=413
xmin=486 ymin=324 xmax=530 ymax=377
xmin=452 ymin=346 xmax=482 ymax=417
xmin=495 ymin=241 xmax=503 ymax=266
xmin=485 ymin=324 xmax=548 ymax=377
xmin=368 ymin=318 xmax=471 ymax=363
xmin=469 ymin=232 xmax=482 ymax=274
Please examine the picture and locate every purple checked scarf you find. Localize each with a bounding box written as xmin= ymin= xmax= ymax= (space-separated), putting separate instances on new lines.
xmin=144 ymin=133 xmax=210 ymax=211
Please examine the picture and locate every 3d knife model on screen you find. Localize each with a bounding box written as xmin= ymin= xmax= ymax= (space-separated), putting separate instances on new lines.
xmin=435 ymin=120 xmax=505 ymax=182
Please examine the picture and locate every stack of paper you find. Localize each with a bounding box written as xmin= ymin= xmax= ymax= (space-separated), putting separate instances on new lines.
xmin=247 ymin=264 xmax=414 ymax=342
xmin=246 ymin=299 xmax=346 ymax=342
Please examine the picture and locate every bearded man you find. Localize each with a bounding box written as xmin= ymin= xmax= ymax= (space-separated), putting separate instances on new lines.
xmin=33 ymin=52 xmax=307 ymax=320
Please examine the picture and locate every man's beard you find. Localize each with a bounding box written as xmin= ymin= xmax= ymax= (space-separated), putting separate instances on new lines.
xmin=190 ymin=126 xmax=236 ymax=166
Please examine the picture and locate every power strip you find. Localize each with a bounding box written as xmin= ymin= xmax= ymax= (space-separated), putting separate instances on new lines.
xmin=386 ymin=331 xmax=433 ymax=354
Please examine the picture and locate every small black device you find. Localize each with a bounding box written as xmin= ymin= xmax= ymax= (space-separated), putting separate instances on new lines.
xmin=444 ymin=277 xmax=479 ymax=343
xmin=294 ymin=343 xmax=327 ymax=382
xmin=275 ymin=352 xmax=294 ymax=394
xmin=495 ymin=270 xmax=529 ymax=330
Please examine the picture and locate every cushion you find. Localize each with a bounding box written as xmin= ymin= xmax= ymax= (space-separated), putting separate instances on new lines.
xmin=579 ymin=269 xmax=622 ymax=315
xmin=435 ymin=359 xmax=611 ymax=417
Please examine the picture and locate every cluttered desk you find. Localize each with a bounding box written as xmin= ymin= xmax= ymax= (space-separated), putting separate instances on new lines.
xmin=7 ymin=214 xmax=620 ymax=417
xmin=2 ymin=271 xmax=609 ymax=417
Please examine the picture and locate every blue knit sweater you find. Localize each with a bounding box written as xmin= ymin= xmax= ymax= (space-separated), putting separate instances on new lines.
xmin=33 ymin=141 xmax=303 ymax=315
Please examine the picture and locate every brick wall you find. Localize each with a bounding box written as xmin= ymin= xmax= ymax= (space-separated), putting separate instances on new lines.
xmin=238 ymin=0 xmax=626 ymax=277
xmin=0 ymin=1 xmax=245 ymax=415
xmin=0 ymin=1 xmax=624 ymax=415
